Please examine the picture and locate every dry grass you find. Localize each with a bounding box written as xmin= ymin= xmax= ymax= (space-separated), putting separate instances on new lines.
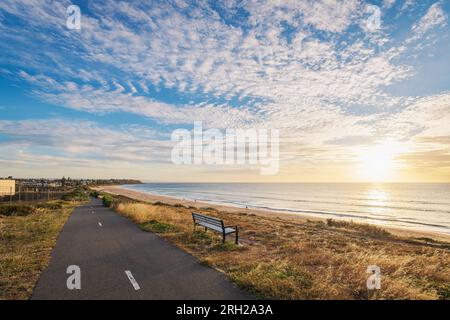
xmin=113 ymin=199 xmax=450 ymax=300
xmin=0 ymin=201 xmax=77 ymax=300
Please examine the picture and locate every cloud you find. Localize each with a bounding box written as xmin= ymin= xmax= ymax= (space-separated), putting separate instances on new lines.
xmin=325 ymin=135 xmax=377 ymax=146
xmin=399 ymin=149 xmax=450 ymax=168
xmin=383 ymin=0 xmax=396 ymax=9
xmin=372 ymin=92 xmax=450 ymax=157
xmin=417 ymin=136 xmax=450 ymax=145
xmin=0 ymin=119 xmax=171 ymax=164
xmin=0 ymin=0 xmax=449 ymax=179
xmin=400 ymin=0 xmax=415 ymax=11
xmin=245 ymin=0 xmax=362 ymax=33
xmin=411 ymin=2 xmax=447 ymax=36
xmin=1 ymin=0 xmax=403 ymax=110
xmin=34 ymin=82 xmax=258 ymax=129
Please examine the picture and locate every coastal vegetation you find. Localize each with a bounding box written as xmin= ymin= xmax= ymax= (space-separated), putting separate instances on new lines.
xmin=62 ymin=187 xmax=90 ymax=202
xmin=0 ymin=190 xmax=88 ymax=299
xmin=102 ymin=192 xmax=450 ymax=300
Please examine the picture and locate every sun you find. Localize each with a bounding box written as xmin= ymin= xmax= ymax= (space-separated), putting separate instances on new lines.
xmin=358 ymin=141 xmax=398 ymax=182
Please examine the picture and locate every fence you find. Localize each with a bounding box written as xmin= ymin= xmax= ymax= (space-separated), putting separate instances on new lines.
xmin=0 ymin=188 xmax=72 ymax=204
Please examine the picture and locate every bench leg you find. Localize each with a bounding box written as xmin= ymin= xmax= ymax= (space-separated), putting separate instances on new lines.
xmin=235 ymin=226 xmax=239 ymax=244
xmin=222 ymin=232 xmax=226 ymax=244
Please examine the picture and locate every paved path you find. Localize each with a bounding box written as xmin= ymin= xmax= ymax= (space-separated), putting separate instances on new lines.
xmin=32 ymin=198 xmax=251 ymax=300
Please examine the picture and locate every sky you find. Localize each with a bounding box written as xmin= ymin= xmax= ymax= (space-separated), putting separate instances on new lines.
xmin=0 ymin=0 xmax=450 ymax=182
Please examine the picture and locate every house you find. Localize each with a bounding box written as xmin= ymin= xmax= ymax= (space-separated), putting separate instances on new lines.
xmin=0 ymin=179 xmax=15 ymax=196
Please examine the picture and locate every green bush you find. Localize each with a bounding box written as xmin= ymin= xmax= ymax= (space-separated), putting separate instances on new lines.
xmin=139 ymin=220 xmax=177 ymax=233
xmin=214 ymin=241 xmax=243 ymax=251
xmin=0 ymin=204 xmax=36 ymax=216
xmin=89 ymin=190 xmax=100 ymax=198
xmin=153 ymin=201 xmax=169 ymax=206
xmin=102 ymin=194 xmax=114 ymax=207
xmin=62 ymin=188 xmax=90 ymax=202
xmin=437 ymin=284 xmax=450 ymax=300
xmin=35 ymin=202 xmax=64 ymax=210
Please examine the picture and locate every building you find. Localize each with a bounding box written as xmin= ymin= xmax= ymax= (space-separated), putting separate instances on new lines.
xmin=0 ymin=179 xmax=15 ymax=196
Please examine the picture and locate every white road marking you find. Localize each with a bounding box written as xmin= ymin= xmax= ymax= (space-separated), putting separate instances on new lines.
xmin=98 ymin=222 xmax=102 ymax=227
xmin=125 ymin=270 xmax=140 ymax=290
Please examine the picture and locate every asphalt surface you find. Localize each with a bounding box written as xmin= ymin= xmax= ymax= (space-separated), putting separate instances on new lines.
xmin=32 ymin=198 xmax=251 ymax=300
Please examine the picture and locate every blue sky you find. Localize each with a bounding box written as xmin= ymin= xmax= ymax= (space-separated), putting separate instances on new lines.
xmin=0 ymin=0 xmax=450 ymax=182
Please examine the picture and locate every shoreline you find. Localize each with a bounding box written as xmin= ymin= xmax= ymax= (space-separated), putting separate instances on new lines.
xmin=94 ymin=185 xmax=450 ymax=242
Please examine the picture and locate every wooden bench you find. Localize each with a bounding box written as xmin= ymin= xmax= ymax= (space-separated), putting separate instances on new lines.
xmin=192 ymin=212 xmax=239 ymax=244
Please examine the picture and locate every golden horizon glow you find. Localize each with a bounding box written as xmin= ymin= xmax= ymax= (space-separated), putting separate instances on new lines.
xmin=357 ymin=140 xmax=402 ymax=183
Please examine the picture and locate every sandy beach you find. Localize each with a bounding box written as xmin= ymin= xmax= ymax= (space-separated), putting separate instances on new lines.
xmin=95 ymin=185 xmax=450 ymax=242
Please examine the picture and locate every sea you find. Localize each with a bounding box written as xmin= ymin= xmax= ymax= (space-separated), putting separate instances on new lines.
xmin=121 ymin=183 xmax=450 ymax=235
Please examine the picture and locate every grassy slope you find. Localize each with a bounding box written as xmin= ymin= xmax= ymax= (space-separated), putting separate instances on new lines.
xmin=111 ymin=198 xmax=450 ymax=300
xmin=0 ymin=189 xmax=89 ymax=300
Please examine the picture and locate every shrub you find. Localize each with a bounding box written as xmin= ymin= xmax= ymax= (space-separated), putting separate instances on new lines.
xmin=437 ymin=284 xmax=450 ymax=300
xmin=326 ymin=219 xmax=350 ymax=228
xmin=192 ymin=230 xmax=213 ymax=242
xmin=139 ymin=220 xmax=177 ymax=233
xmin=35 ymin=202 xmax=64 ymax=210
xmin=62 ymin=188 xmax=90 ymax=202
xmin=214 ymin=241 xmax=243 ymax=251
xmin=326 ymin=219 xmax=391 ymax=238
xmin=200 ymin=207 xmax=218 ymax=212
xmin=89 ymin=190 xmax=100 ymax=198
xmin=153 ymin=201 xmax=169 ymax=206
xmin=102 ymin=194 xmax=114 ymax=207
xmin=0 ymin=204 xmax=36 ymax=216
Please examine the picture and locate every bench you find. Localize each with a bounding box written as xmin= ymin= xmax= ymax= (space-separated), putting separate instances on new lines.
xmin=192 ymin=212 xmax=239 ymax=244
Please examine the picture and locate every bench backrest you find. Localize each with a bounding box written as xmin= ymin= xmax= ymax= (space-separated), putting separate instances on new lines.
xmin=192 ymin=212 xmax=224 ymax=228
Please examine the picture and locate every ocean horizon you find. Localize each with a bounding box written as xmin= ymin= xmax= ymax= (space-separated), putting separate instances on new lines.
xmin=122 ymin=183 xmax=450 ymax=235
